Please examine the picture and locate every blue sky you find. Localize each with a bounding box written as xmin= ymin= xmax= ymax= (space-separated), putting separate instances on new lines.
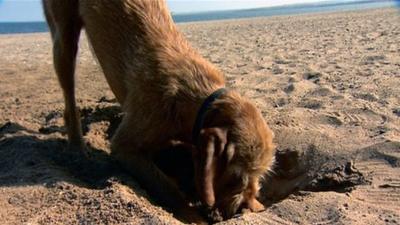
xmin=0 ymin=0 xmax=325 ymax=22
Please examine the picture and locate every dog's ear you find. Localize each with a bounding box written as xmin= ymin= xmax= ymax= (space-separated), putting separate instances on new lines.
xmin=196 ymin=127 xmax=228 ymax=207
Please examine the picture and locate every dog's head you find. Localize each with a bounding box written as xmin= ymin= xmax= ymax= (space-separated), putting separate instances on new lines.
xmin=193 ymin=91 xmax=275 ymax=220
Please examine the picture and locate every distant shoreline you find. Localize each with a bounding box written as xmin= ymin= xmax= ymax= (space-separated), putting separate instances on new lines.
xmin=0 ymin=0 xmax=397 ymax=35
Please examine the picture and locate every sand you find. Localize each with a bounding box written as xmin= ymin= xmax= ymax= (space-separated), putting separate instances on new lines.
xmin=0 ymin=7 xmax=399 ymax=225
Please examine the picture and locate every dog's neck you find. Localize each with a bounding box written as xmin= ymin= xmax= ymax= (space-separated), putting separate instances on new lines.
xmin=191 ymin=88 xmax=227 ymax=144
xmin=174 ymin=86 xmax=223 ymax=143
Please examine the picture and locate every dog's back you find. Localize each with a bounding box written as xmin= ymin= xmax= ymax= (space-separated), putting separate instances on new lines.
xmin=79 ymin=0 xmax=175 ymax=104
xmin=46 ymin=0 xmax=224 ymax=107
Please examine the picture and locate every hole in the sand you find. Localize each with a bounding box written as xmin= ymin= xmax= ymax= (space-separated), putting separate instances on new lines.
xmin=261 ymin=147 xmax=371 ymax=205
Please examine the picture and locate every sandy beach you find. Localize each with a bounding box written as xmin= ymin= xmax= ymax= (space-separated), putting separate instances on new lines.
xmin=0 ymin=7 xmax=399 ymax=224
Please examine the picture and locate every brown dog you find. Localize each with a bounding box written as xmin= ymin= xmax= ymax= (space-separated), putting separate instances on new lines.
xmin=42 ymin=0 xmax=275 ymax=223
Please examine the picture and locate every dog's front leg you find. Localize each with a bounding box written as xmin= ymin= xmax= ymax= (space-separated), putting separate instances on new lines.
xmin=111 ymin=139 xmax=206 ymax=224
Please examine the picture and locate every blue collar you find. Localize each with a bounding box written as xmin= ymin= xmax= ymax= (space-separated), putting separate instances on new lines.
xmin=192 ymin=88 xmax=227 ymax=144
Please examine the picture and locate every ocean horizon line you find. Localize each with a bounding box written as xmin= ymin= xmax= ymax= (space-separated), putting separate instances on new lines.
xmin=0 ymin=0 xmax=397 ymax=35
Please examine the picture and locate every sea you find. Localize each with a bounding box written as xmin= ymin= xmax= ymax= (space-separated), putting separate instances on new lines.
xmin=0 ymin=0 xmax=398 ymax=35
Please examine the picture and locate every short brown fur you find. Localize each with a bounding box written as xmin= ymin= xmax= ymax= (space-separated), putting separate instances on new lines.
xmin=42 ymin=0 xmax=275 ymax=223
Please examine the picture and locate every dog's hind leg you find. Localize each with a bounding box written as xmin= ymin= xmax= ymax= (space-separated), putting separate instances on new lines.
xmin=43 ymin=0 xmax=85 ymax=152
